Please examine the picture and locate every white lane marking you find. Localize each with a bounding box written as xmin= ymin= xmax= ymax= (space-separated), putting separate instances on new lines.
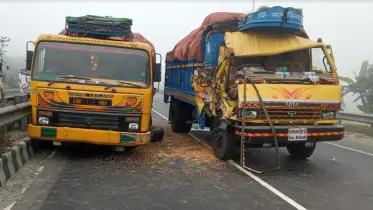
xmin=3 ymin=201 xmax=16 ymax=210
xmin=152 ymin=109 xmax=210 ymax=132
xmin=47 ymin=150 xmax=56 ymax=159
xmin=152 ymin=106 xmax=307 ymax=209
xmin=152 ymin=109 xmax=168 ymax=121
xmin=228 ymin=160 xmax=308 ymax=210
xmin=324 ymin=142 xmax=373 ymax=157
xmin=37 ymin=166 xmax=44 ymax=173
xmin=188 ymin=132 xmax=211 ymax=149
xmin=190 ymin=131 xmax=308 ymax=210
xmin=21 ymin=187 xmax=28 ymax=194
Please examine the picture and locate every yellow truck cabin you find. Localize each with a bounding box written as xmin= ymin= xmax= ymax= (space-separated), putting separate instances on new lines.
xmin=26 ymin=15 xmax=163 ymax=149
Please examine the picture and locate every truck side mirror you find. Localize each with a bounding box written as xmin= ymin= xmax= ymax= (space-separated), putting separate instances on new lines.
xmin=154 ymin=63 xmax=162 ymax=82
xmin=26 ymin=50 xmax=33 ymax=71
xmin=26 ymin=41 xmax=34 ymax=71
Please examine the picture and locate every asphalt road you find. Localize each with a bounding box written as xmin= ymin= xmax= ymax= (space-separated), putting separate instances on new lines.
xmin=152 ymin=93 xmax=373 ymax=210
xmin=1 ymin=93 xmax=373 ymax=210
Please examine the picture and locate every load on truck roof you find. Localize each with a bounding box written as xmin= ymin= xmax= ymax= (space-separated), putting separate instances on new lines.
xmin=166 ymin=6 xmax=309 ymax=63
xmin=58 ymin=15 xmax=155 ymax=54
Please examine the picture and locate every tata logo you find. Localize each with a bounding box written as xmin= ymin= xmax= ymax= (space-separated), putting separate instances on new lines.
xmin=285 ymin=102 xmax=299 ymax=107
xmin=288 ymin=111 xmax=297 ymax=118
xmin=85 ymin=117 xmax=94 ymax=125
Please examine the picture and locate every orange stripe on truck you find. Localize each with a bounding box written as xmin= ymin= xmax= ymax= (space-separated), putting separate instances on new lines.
xmin=235 ymin=131 xmax=344 ymax=137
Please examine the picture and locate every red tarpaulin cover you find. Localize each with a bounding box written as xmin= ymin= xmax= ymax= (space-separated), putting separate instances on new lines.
xmin=166 ymin=12 xmax=309 ymax=62
xmin=166 ymin=12 xmax=246 ymax=62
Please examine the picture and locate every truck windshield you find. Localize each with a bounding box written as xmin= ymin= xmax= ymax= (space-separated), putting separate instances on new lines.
xmin=32 ymin=41 xmax=150 ymax=88
xmin=231 ymin=47 xmax=332 ymax=75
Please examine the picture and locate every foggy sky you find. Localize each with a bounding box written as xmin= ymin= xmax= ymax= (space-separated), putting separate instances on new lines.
xmin=1 ymin=0 xmax=372 ymax=113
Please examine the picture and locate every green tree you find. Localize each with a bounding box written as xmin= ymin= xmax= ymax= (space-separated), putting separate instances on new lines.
xmin=339 ymin=60 xmax=373 ymax=113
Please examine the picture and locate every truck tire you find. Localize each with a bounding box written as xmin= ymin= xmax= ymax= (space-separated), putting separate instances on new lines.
xmin=212 ymin=126 xmax=238 ymax=160
xmin=151 ymin=127 xmax=164 ymax=142
xmin=170 ymin=100 xmax=192 ymax=133
xmin=287 ymin=142 xmax=316 ymax=159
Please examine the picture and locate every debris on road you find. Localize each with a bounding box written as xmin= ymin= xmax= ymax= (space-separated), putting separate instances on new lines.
xmin=90 ymin=122 xmax=230 ymax=171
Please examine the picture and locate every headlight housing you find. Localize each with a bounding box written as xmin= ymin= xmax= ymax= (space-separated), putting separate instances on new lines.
xmin=322 ymin=111 xmax=336 ymax=119
xmin=38 ymin=116 xmax=50 ymax=125
xmin=240 ymin=110 xmax=258 ymax=119
xmin=129 ymin=123 xmax=139 ymax=130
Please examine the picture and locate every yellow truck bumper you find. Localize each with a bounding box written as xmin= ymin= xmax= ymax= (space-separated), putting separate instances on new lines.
xmin=27 ymin=124 xmax=151 ymax=146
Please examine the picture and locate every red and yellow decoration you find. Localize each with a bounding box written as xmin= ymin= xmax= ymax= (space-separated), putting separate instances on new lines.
xmin=37 ymin=89 xmax=143 ymax=113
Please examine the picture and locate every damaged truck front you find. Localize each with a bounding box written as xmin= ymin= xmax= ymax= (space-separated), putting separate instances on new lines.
xmin=164 ymin=6 xmax=344 ymax=161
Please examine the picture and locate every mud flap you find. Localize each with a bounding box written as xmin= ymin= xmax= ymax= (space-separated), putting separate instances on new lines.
xmin=164 ymin=94 xmax=170 ymax=103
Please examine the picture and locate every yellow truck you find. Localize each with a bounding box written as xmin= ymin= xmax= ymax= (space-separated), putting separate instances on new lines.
xmin=164 ymin=7 xmax=344 ymax=161
xmin=26 ymin=15 xmax=163 ymax=149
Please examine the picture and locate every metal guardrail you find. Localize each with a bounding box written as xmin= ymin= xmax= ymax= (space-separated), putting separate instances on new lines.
xmin=1 ymin=93 xmax=30 ymax=108
xmin=3 ymin=88 xmax=21 ymax=96
xmin=337 ymin=112 xmax=373 ymax=125
xmin=0 ymin=95 xmax=31 ymax=136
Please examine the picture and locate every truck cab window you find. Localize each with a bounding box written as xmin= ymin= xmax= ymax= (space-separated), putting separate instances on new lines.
xmin=32 ymin=42 xmax=150 ymax=87
xmin=311 ymin=47 xmax=331 ymax=73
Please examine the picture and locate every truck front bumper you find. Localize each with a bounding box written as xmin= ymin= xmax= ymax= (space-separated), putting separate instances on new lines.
xmin=234 ymin=125 xmax=344 ymax=147
xmin=27 ymin=124 xmax=151 ymax=146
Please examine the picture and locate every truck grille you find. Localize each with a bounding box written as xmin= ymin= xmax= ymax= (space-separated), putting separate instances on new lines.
xmin=58 ymin=112 xmax=120 ymax=130
xmin=43 ymin=110 xmax=140 ymax=132
xmin=259 ymin=109 xmax=321 ymax=120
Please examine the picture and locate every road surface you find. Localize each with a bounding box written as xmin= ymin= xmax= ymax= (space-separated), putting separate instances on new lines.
xmin=1 ymin=93 xmax=373 ymax=210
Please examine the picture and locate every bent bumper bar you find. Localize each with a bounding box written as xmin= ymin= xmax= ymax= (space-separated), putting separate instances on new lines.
xmin=27 ymin=124 xmax=151 ymax=146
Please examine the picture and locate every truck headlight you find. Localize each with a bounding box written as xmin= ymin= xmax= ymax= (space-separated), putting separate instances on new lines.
xmin=241 ymin=110 xmax=258 ymax=119
xmin=323 ymin=111 xmax=336 ymax=119
xmin=129 ymin=123 xmax=139 ymax=130
xmin=38 ymin=116 xmax=50 ymax=125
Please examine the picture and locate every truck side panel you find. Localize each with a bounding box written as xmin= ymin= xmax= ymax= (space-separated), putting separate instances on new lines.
xmin=164 ymin=59 xmax=200 ymax=130
xmin=164 ymin=32 xmax=226 ymax=130
xmin=165 ymin=59 xmax=202 ymax=102
xmin=204 ymin=33 xmax=225 ymax=68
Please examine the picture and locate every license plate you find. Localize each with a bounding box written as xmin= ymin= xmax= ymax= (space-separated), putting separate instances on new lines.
xmin=288 ymin=128 xmax=307 ymax=142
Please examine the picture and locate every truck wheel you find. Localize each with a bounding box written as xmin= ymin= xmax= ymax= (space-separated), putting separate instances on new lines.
xmin=212 ymin=126 xmax=238 ymax=160
xmin=287 ymin=142 xmax=316 ymax=159
xmin=170 ymin=100 xmax=192 ymax=133
xmin=151 ymin=127 xmax=164 ymax=142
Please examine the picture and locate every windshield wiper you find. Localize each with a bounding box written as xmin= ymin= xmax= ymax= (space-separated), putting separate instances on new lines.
xmin=58 ymin=75 xmax=92 ymax=80
xmin=115 ymin=81 xmax=144 ymax=88
xmin=103 ymin=81 xmax=143 ymax=90
xmin=46 ymin=76 xmax=92 ymax=86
